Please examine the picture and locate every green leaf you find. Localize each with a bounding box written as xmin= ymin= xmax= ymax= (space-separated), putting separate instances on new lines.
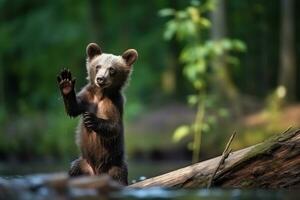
xmin=191 ymin=0 xmax=200 ymax=7
xmin=187 ymin=7 xmax=200 ymax=23
xmin=184 ymin=20 xmax=197 ymax=37
xmin=158 ymin=8 xmax=176 ymax=17
xmin=197 ymin=59 xmax=206 ymax=73
xmin=222 ymin=39 xmax=232 ymax=50
xmin=193 ymin=80 xmax=205 ymax=90
xmin=183 ymin=64 xmax=198 ymax=81
xmin=233 ymin=40 xmax=247 ymax=51
xmin=173 ymin=125 xmax=190 ymax=142
xmin=188 ymin=95 xmax=199 ymax=105
xmin=163 ymin=20 xmax=177 ymax=40
xmin=199 ymin=17 xmax=211 ymax=28
xmin=176 ymin=11 xmax=188 ymax=19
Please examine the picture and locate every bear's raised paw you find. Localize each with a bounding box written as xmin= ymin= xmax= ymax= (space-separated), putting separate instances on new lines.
xmin=57 ymin=68 xmax=76 ymax=95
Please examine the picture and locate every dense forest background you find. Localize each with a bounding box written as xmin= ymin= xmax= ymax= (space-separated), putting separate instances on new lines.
xmin=0 ymin=0 xmax=299 ymax=178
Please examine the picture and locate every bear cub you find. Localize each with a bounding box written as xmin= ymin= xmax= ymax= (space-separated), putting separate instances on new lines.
xmin=57 ymin=43 xmax=138 ymax=185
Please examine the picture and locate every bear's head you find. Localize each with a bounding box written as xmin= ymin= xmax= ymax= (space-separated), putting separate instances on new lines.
xmin=86 ymin=43 xmax=138 ymax=90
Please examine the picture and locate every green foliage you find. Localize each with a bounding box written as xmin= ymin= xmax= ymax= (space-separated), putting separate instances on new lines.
xmin=263 ymin=86 xmax=286 ymax=131
xmin=161 ymin=0 xmax=245 ymax=163
xmin=0 ymin=0 xmax=175 ymax=158
xmin=173 ymin=125 xmax=190 ymax=142
xmin=0 ymin=0 xmax=297 ymax=160
xmin=0 ymin=110 xmax=78 ymax=160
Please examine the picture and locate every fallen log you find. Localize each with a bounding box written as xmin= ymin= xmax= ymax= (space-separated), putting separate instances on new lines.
xmin=129 ymin=129 xmax=300 ymax=189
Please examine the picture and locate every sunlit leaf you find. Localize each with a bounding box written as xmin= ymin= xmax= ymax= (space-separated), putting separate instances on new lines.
xmin=184 ymin=64 xmax=198 ymax=81
xmin=173 ymin=125 xmax=190 ymax=142
xmin=158 ymin=8 xmax=176 ymax=17
xmin=202 ymin=0 xmax=216 ymax=11
xmin=188 ymin=95 xmax=199 ymax=105
xmin=222 ymin=39 xmax=232 ymax=49
xmin=176 ymin=20 xmax=198 ymax=40
xmin=187 ymin=7 xmax=200 ymax=23
xmin=232 ymin=40 xmax=247 ymax=51
xmin=185 ymin=20 xmax=197 ymax=36
xmin=197 ymin=59 xmax=206 ymax=73
xmin=191 ymin=0 xmax=200 ymax=7
xmin=193 ymin=80 xmax=205 ymax=90
xmin=176 ymin=11 xmax=188 ymax=19
xmin=204 ymin=40 xmax=214 ymax=52
xmin=163 ymin=20 xmax=177 ymax=40
xmin=199 ymin=18 xmax=211 ymax=28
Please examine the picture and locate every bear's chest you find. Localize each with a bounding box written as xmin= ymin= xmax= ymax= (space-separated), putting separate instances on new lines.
xmin=94 ymin=98 xmax=119 ymax=120
xmin=88 ymin=96 xmax=118 ymax=121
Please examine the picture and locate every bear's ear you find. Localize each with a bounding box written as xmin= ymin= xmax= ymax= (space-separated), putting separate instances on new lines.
xmin=86 ymin=43 xmax=102 ymax=60
xmin=122 ymin=49 xmax=138 ymax=66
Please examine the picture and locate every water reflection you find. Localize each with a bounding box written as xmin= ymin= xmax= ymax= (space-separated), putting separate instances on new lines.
xmin=0 ymin=160 xmax=190 ymax=183
xmin=116 ymin=187 xmax=297 ymax=200
xmin=0 ymin=161 xmax=299 ymax=200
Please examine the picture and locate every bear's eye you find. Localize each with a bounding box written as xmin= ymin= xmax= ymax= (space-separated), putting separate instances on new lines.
xmin=95 ymin=65 xmax=101 ymax=71
xmin=109 ymin=67 xmax=116 ymax=75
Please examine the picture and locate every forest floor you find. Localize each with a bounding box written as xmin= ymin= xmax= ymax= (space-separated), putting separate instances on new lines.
xmin=243 ymin=104 xmax=300 ymax=128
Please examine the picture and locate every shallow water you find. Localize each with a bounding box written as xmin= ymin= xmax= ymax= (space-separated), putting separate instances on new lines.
xmin=0 ymin=160 xmax=189 ymax=183
xmin=0 ymin=161 xmax=299 ymax=200
xmin=20 ymin=185 xmax=298 ymax=200
xmin=2 ymin=177 xmax=298 ymax=200
xmin=116 ymin=188 xmax=299 ymax=200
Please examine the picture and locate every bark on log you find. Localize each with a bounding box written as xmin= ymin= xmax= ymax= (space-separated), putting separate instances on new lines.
xmin=129 ymin=129 xmax=300 ymax=189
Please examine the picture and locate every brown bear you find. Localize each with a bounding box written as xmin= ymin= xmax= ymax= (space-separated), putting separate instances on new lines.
xmin=57 ymin=43 xmax=138 ymax=185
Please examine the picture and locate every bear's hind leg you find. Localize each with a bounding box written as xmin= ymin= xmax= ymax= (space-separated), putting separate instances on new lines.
xmin=108 ymin=164 xmax=128 ymax=185
xmin=69 ymin=157 xmax=94 ymax=176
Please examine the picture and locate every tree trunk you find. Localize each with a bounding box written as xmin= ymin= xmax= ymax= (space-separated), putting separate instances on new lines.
xmin=210 ymin=0 xmax=241 ymax=116
xmin=279 ymin=0 xmax=296 ymax=101
xmin=88 ymin=0 xmax=102 ymax=41
xmin=211 ymin=0 xmax=226 ymax=39
xmin=0 ymin=59 xmax=5 ymax=112
xmin=129 ymin=129 xmax=300 ymax=189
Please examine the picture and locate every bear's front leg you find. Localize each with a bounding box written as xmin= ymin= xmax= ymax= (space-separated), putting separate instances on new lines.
xmin=57 ymin=68 xmax=83 ymax=117
xmin=83 ymin=112 xmax=120 ymax=139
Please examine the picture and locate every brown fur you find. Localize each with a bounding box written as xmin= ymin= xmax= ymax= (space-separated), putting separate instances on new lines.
xmin=57 ymin=43 xmax=138 ymax=185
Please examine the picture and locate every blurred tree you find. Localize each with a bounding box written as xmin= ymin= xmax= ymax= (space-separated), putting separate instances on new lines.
xmin=88 ymin=0 xmax=102 ymax=41
xmin=210 ymin=0 xmax=241 ymax=116
xmin=228 ymin=0 xmax=280 ymax=98
xmin=0 ymin=0 xmax=299 ymax=160
xmin=211 ymin=0 xmax=226 ymax=39
xmin=161 ymin=1 xmax=185 ymax=98
xmin=0 ymin=0 xmax=189 ymax=159
xmin=279 ymin=0 xmax=296 ymax=101
xmin=160 ymin=0 xmax=245 ymax=163
xmin=0 ymin=59 xmax=5 ymax=119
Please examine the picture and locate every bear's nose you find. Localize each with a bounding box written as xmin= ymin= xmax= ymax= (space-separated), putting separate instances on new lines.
xmin=97 ymin=77 xmax=106 ymax=84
